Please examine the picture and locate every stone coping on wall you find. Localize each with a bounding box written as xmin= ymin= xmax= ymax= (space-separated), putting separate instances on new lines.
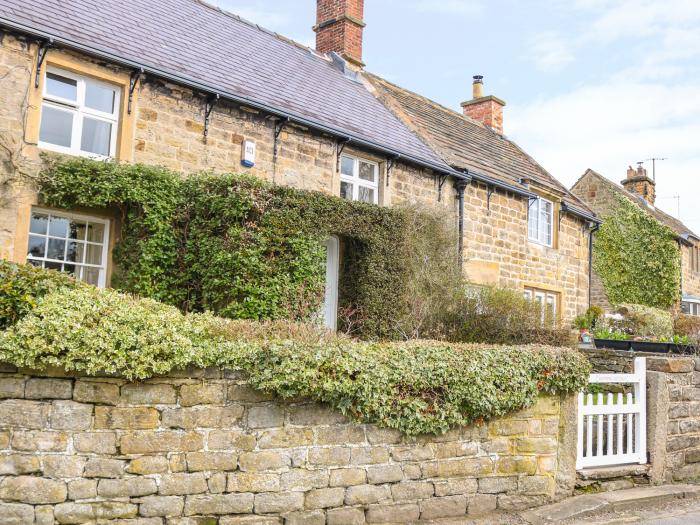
xmin=0 ymin=363 xmax=577 ymax=524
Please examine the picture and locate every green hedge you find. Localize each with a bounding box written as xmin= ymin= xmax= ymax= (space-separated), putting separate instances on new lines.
xmin=0 ymin=262 xmax=590 ymax=435
xmin=594 ymin=195 xmax=681 ymax=309
xmin=38 ymin=157 xmax=412 ymax=339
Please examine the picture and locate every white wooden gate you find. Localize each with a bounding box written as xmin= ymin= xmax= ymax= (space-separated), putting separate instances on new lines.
xmin=576 ymin=357 xmax=647 ymax=469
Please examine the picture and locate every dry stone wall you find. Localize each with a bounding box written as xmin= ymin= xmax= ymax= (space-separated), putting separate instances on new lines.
xmin=0 ymin=364 xmax=575 ymax=524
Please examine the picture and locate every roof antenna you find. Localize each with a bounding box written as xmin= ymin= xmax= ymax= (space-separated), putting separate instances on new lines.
xmin=644 ymin=157 xmax=667 ymax=181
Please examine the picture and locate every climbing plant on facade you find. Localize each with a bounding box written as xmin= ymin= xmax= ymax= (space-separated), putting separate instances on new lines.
xmin=593 ymin=194 xmax=681 ymax=309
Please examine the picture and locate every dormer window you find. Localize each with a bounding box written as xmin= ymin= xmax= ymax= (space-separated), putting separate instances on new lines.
xmin=38 ymin=67 xmax=121 ymax=159
xmin=339 ymin=155 xmax=379 ymax=204
xmin=528 ymin=196 xmax=553 ymax=246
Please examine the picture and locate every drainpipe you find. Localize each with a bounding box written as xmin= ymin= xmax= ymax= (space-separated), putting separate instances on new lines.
xmin=588 ymin=222 xmax=599 ymax=308
xmin=455 ymin=180 xmax=468 ymax=269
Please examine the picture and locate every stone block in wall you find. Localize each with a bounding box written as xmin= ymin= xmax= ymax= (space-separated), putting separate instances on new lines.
xmin=42 ymin=456 xmax=87 ymax=478
xmin=366 ymin=464 xmax=404 ymax=484
xmin=73 ymin=432 xmax=117 ymax=454
xmin=258 ymin=427 xmax=314 ymax=449
xmin=468 ymin=494 xmax=498 ymax=515
xmin=279 ymin=468 xmax=329 ymax=492
xmin=329 ymin=468 xmax=366 ymax=487
xmin=247 ymin=404 xmax=285 ymax=428
xmin=220 ymin=516 xmax=282 ymax=525
xmin=288 ymin=404 xmax=348 ymax=426
xmin=419 ymin=495 xmax=467 ymax=519
xmin=0 ymin=502 xmax=34 ymax=525
xmin=98 ymin=478 xmax=157 ymax=498
xmin=0 ymin=476 xmax=67 ymax=504
xmin=391 ymin=480 xmax=435 ymax=501
xmin=67 ymin=479 xmax=97 ymax=500
xmin=344 ymin=484 xmax=391 ymax=505
xmin=50 ymin=400 xmax=93 ymax=430
xmin=315 ymin=425 xmax=366 ymax=445
xmin=647 ymin=357 xmax=694 ymax=374
xmin=137 ymin=495 xmax=184 ymax=517
xmin=11 ymin=430 xmax=67 ymax=452
xmin=391 ymin=444 xmax=434 ymax=462
xmin=496 ymin=456 xmax=538 ymax=475
xmin=326 ymin=507 xmax=366 ymax=525
xmin=308 ymin=447 xmax=351 ymax=466
xmin=285 ymin=510 xmax=326 ymax=525
xmin=179 ymin=383 xmax=226 ymax=406
xmin=25 ymin=378 xmax=73 ymax=399
xmin=158 ymin=473 xmax=208 ymax=496
xmin=120 ymin=383 xmax=176 ymax=404
xmin=350 ymin=446 xmax=390 ymax=465
xmin=0 ymin=453 xmax=41 ymax=475
xmin=186 ymin=451 xmax=238 ymax=472
xmin=163 ymin=405 xmax=244 ymax=429
xmin=478 ymin=476 xmax=518 ymax=494
xmin=208 ymin=429 xmax=256 ymax=451
xmin=0 ymin=378 xmax=25 ymax=398
xmin=238 ymin=451 xmax=290 ymax=472
xmin=227 ymin=384 xmax=274 ymax=403
xmin=53 ymin=501 xmax=138 ymax=523
xmin=305 ymin=487 xmax=345 ymax=509
xmin=83 ymin=457 xmax=125 ymax=478
xmin=254 ymin=491 xmax=304 ymax=513
xmin=424 ymin=457 xmax=493 ymax=478
xmin=366 ymin=502 xmax=420 ymax=523
xmin=228 ymin=472 xmax=280 ymax=493
xmin=184 ymin=493 xmax=255 ymax=515
xmin=119 ymin=431 xmax=204 ymax=454
xmin=73 ymin=380 xmax=120 ymax=405
xmin=94 ymin=406 xmax=160 ymax=429
xmin=0 ymin=399 xmax=49 ymax=428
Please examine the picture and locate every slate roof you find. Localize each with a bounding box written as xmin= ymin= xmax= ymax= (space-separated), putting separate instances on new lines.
xmin=0 ymin=0 xmax=451 ymax=173
xmin=365 ymin=74 xmax=593 ymax=213
xmin=576 ymin=169 xmax=698 ymax=239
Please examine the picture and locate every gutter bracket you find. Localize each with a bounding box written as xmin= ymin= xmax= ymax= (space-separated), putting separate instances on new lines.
xmin=128 ymin=68 xmax=144 ymax=114
xmin=437 ymin=174 xmax=449 ymax=202
xmin=34 ymin=38 xmax=54 ymax=88
xmin=273 ymin=116 xmax=290 ymax=161
xmin=385 ymin=155 xmax=399 ymax=187
xmin=203 ymin=93 xmax=219 ymax=144
xmin=336 ymin=137 xmax=350 ymax=171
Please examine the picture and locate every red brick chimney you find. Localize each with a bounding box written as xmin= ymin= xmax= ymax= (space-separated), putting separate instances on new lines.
xmin=621 ymin=163 xmax=656 ymax=205
xmin=314 ymin=0 xmax=366 ymax=66
xmin=461 ymin=75 xmax=506 ymax=134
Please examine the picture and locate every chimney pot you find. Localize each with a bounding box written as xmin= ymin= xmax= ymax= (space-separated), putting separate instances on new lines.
xmin=621 ymin=162 xmax=656 ymax=205
xmin=461 ymin=75 xmax=506 ymax=134
xmin=314 ymin=0 xmax=366 ymax=66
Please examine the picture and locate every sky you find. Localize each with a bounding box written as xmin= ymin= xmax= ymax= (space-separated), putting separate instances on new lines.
xmin=210 ymin=0 xmax=700 ymax=233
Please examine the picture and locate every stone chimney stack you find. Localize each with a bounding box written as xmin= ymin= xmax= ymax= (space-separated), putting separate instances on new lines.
xmin=314 ymin=0 xmax=365 ymax=66
xmin=621 ymin=163 xmax=656 ymax=205
xmin=461 ymin=75 xmax=506 ymax=134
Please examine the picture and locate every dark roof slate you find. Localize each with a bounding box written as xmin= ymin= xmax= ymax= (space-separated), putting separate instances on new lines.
xmin=0 ymin=0 xmax=448 ymax=171
xmin=577 ymin=169 xmax=698 ymax=239
xmin=365 ymin=74 xmax=592 ymax=212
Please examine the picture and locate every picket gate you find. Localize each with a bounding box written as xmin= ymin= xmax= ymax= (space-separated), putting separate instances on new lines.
xmin=576 ymin=357 xmax=646 ymax=469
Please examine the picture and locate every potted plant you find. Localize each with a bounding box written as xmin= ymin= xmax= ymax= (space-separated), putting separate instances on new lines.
xmin=629 ymin=336 xmax=669 ymax=353
xmin=593 ymin=328 xmax=632 ymax=351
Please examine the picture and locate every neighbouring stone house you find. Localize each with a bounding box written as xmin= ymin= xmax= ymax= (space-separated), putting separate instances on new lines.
xmin=0 ymin=0 xmax=598 ymax=325
xmin=572 ymin=167 xmax=700 ymax=314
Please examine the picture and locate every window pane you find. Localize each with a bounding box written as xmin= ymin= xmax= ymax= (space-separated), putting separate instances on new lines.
xmin=359 ymin=161 xmax=375 ymax=182
xmin=65 ymin=241 xmax=84 ymax=263
xmin=82 ymin=267 xmax=100 ymax=285
xmin=682 ymin=302 xmax=691 ymax=314
xmin=340 ymin=181 xmax=353 ymax=201
xmin=48 ymin=215 xmax=70 ymax=238
xmin=27 ymin=235 xmax=46 ymax=258
xmin=45 ymin=72 xmax=77 ymax=101
xmin=85 ymin=82 xmax=116 ymax=113
xmin=85 ymin=243 xmax=103 ymax=265
xmin=63 ymin=264 xmax=77 ymax=276
xmin=340 ymin=156 xmax=354 ymax=177
xmin=30 ymin=212 xmax=49 ymax=235
xmin=86 ymin=222 xmax=105 ymax=243
xmin=45 ymin=261 xmax=62 ymax=271
xmin=358 ymin=186 xmax=375 ymax=203
xmin=39 ymin=105 xmax=74 ymax=148
xmin=68 ymin=220 xmax=87 ymax=240
xmin=528 ymin=199 xmax=539 ymax=239
xmin=81 ymin=118 xmax=112 ymax=156
xmin=47 ymin=238 xmax=66 ymax=260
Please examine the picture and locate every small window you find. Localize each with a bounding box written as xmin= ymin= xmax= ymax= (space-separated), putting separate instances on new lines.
xmin=39 ymin=67 xmax=120 ymax=159
xmin=339 ymin=155 xmax=379 ymax=204
xmin=528 ymin=197 xmax=554 ymax=246
xmin=683 ymin=301 xmax=700 ymax=317
xmin=524 ymin=286 xmax=558 ymax=324
xmin=27 ymin=209 xmax=110 ymax=287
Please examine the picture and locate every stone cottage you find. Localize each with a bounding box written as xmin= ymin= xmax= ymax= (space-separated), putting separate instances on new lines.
xmin=0 ymin=0 xmax=597 ymax=325
xmin=572 ymin=166 xmax=700 ymax=314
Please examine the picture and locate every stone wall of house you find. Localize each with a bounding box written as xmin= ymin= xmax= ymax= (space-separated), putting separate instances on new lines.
xmin=0 ymin=364 xmax=577 ymax=524
xmin=582 ymin=348 xmax=700 ymax=485
xmin=462 ymin=181 xmax=591 ymax=321
xmin=681 ymin=243 xmax=700 ymax=300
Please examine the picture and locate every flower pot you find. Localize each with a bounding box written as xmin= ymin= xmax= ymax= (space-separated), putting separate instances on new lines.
xmin=629 ymin=341 xmax=670 ymax=353
xmin=670 ymin=344 xmax=696 ymax=355
xmin=593 ymin=338 xmax=631 ymax=351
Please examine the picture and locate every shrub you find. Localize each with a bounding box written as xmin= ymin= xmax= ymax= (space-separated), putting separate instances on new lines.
xmin=0 ymin=259 xmax=78 ymax=330
xmin=675 ymin=315 xmax=700 ymax=339
xmin=444 ymin=286 xmax=576 ymax=347
xmin=573 ymin=306 xmax=604 ymax=330
xmin=613 ymin=303 xmax=674 ymax=338
xmin=0 ymin=280 xmax=590 ymax=435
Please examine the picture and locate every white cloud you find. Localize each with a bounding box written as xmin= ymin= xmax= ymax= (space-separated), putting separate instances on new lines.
xmin=528 ymin=31 xmax=575 ymax=71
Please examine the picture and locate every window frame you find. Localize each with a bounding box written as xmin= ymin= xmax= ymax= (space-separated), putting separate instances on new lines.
xmin=528 ymin=196 xmax=554 ymax=247
xmin=26 ymin=207 xmax=111 ymax=288
xmin=38 ymin=66 xmax=121 ymax=160
xmin=524 ymin=286 xmax=559 ymax=324
xmin=691 ymin=246 xmax=700 ymax=274
xmin=682 ymin=300 xmax=700 ymax=317
xmin=339 ymin=154 xmax=380 ymax=204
